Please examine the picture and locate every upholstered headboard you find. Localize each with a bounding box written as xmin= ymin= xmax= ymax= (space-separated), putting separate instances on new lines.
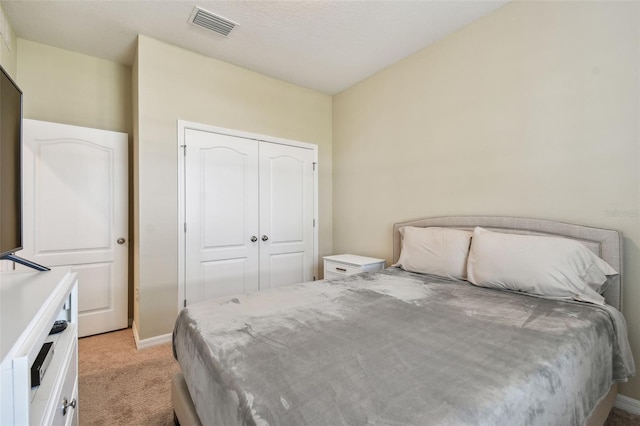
xmin=392 ymin=216 xmax=624 ymax=310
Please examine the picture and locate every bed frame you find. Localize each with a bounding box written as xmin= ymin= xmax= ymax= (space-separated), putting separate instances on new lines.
xmin=173 ymin=216 xmax=624 ymax=426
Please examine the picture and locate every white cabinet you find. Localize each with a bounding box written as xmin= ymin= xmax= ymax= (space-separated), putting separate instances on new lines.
xmin=182 ymin=126 xmax=317 ymax=305
xmin=323 ymin=254 xmax=386 ymax=279
xmin=0 ymin=267 xmax=79 ymax=425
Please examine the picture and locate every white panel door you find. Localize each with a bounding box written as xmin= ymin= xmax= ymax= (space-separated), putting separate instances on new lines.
xmin=184 ymin=130 xmax=259 ymax=305
xmin=20 ymin=119 xmax=128 ymax=337
xmin=259 ymin=143 xmax=315 ymax=289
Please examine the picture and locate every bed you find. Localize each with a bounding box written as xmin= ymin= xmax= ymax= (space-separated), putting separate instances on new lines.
xmin=172 ymin=216 xmax=635 ymax=426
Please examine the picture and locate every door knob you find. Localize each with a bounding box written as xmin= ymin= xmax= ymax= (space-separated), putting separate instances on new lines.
xmin=261 ymin=235 xmax=269 ymax=241
xmin=117 ymin=237 xmax=126 ymax=245
xmin=251 ymin=236 xmax=258 ymax=242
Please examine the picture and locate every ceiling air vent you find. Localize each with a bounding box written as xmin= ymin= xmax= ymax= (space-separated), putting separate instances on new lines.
xmin=189 ymin=6 xmax=237 ymax=37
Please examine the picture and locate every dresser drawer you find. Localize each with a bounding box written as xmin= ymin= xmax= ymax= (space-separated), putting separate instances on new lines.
xmin=51 ymin=340 xmax=78 ymax=426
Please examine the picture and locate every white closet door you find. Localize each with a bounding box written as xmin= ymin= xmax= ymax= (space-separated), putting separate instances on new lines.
xmin=259 ymin=143 xmax=315 ymax=289
xmin=184 ymin=130 xmax=259 ymax=304
xmin=21 ymin=119 xmax=128 ymax=337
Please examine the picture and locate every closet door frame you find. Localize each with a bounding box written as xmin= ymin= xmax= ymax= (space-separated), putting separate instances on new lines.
xmin=176 ymin=120 xmax=319 ymax=310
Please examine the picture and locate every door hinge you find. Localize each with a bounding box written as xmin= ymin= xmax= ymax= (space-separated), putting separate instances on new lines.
xmin=181 ymin=144 xmax=186 ymax=156
xmin=184 ymin=222 xmax=187 ymax=233
xmin=313 ymin=162 xmax=317 ymax=171
xmin=184 ymin=299 xmax=187 ymax=308
xmin=313 ymin=219 xmax=316 ymax=227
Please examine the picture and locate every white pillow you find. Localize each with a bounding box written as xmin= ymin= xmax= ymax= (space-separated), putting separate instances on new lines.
xmin=394 ymin=226 xmax=472 ymax=280
xmin=467 ymin=227 xmax=618 ymax=305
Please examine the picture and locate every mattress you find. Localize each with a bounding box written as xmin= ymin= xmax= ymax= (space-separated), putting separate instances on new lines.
xmin=172 ymin=268 xmax=635 ymax=426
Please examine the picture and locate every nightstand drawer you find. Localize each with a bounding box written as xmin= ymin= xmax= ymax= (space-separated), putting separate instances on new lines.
xmin=324 ymin=261 xmax=361 ymax=277
xmin=323 ymin=254 xmax=386 ymax=279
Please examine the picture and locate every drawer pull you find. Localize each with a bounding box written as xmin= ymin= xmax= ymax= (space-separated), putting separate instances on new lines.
xmin=335 ymin=267 xmax=347 ymax=272
xmin=62 ymin=397 xmax=76 ymax=416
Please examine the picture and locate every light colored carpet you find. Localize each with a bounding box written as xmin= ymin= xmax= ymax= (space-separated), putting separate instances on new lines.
xmin=78 ymin=328 xmax=639 ymax=425
xmin=78 ymin=328 xmax=179 ymax=425
xmin=605 ymin=408 xmax=640 ymax=426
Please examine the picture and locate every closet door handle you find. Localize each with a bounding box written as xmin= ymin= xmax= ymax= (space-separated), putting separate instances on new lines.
xmin=251 ymin=236 xmax=258 ymax=242
xmin=261 ymin=235 xmax=269 ymax=241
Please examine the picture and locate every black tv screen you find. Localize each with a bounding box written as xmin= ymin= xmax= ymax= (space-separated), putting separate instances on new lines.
xmin=0 ymin=65 xmax=22 ymax=258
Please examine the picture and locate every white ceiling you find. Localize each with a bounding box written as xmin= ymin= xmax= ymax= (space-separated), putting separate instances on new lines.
xmin=1 ymin=0 xmax=509 ymax=95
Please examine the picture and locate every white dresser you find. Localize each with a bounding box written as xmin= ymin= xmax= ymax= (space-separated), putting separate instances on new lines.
xmin=0 ymin=267 xmax=79 ymax=425
xmin=323 ymin=254 xmax=386 ymax=279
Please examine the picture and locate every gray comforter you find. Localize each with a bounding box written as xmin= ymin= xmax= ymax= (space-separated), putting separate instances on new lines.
xmin=172 ymin=268 xmax=635 ymax=426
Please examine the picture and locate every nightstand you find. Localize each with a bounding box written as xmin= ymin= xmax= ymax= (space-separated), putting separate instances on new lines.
xmin=323 ymin=254 xmax=386 ymax=279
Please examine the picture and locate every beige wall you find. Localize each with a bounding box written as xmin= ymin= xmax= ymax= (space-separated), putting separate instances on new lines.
xmin=333 ymin=1 xmax=640 ymax=398
xmin=0 ymin=42 xmax=16 ymax=80
xmin=132 ymin=43 xmax=140 ymax=331
xmin=135 ymin=35 xmax=332 ymax=340
xmin=16 ymin=40 xmax=132 ymax=134
xmin=0 ymin=4 xmax=17 ymax=79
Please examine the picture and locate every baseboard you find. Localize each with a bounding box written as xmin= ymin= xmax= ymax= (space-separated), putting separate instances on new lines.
xmin=131 ymin=321 xmax=172 ymax=350
xmin=615 ymin=394 xmax=640 ymax=415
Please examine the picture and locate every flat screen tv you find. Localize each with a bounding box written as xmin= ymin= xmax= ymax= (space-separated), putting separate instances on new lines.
xmin=0 ymin=64 xmax=48 ymax=271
